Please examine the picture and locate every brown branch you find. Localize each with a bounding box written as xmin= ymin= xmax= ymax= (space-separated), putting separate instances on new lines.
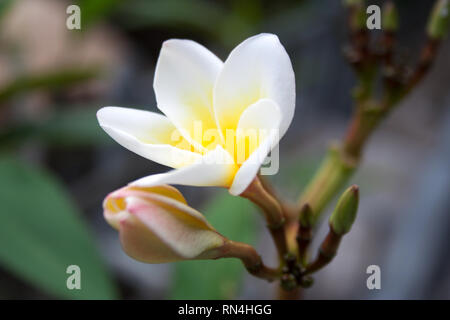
xmin=406 ymin=38 xmax=441 ymax=92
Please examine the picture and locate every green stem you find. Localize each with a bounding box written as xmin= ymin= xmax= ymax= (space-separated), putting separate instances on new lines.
xmin=298 ymin=145 xmax=357 ymax=222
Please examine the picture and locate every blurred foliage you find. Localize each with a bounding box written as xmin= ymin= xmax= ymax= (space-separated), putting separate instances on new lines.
xmin=0 ymin=0 xmax=13 ymax=22
xmin=0 ymin=0 xmax=116 ymax=298
xmin=78 ymin=0 xmax=121 ymax=28
xmin=118 ymin=0 xmax=224 ymax=32
xmin=34 ymin=106 xmax=110 ymax=147
xmin=171 ymin=192 xmax=258 ymax=299
xmin=0 ymin=155 xmax=118 ymax=299
xmin=0 ymin=68 xmax=100 ymax=103
xmin=116 ymin=0 xmax=263 ymax=47
xmin=0 ymin=106 xmax=110 ymax=149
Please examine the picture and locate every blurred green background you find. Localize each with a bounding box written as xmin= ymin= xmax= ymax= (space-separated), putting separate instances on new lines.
xmin=0 ymin=0 xmax=449 ymax=299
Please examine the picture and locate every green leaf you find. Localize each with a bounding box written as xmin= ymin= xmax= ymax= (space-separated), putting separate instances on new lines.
xmin=171 ymin=192 xmax=257 ymax=299
xmin=0 ymin=155 xmax=118 ymax=299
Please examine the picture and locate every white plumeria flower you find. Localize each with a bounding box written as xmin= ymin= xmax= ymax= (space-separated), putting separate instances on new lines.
xmin=97 ymin=33 xmax=295 ymax=195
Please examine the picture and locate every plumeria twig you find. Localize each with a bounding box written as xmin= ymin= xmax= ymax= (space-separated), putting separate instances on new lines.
xmin=241 ymin=177 xmax=289 ymax=260
xmin=242 ymin=0 xmax=448 ymax=293
xmin=266 ymin=1 xmax=448 ymax=295
xmin=380 ymin=2 xmax=397 ymax=70
xmin=406 ymin=38 xmax=441 ymax=92
xmin=258 ymin=174 xmax=296 ymax=217
xmin=297 ymin=0 xmax=449 ymax=223
xmin=220 ymin=241 xmax=281 ymax=281
xmin=303 ymin=228 xmax=342 ymax=276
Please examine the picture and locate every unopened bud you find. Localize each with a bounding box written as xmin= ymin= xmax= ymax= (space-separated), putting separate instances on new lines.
xmin=427 ymin=0 xmax=450 ymax=39
xmin=329 ymin=185 xmax=359 ymax=235
xmin=103 ymin=185 xmax=226 ymax=263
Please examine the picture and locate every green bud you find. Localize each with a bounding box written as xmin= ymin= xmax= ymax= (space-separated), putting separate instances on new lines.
xmin=427 ymin=0 xmax=450 ymax=39
xmin=382 ymin=2 xmax=399 ymax=32
xmin=329 ymin=185 xmax=359 ymax=235
xmin=299 ymin=203 xmax=314 ymax=228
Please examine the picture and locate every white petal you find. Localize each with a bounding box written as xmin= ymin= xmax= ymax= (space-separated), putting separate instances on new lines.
xmin=97 ymin=106 xmax=201 ymax=168
xmin=213 ymin=33 xmax=295 ymax=140
xmin=130 ymin=146 xmax=238 ymax=188
xmin=154 ymin=39 xmax=223 ymax=150
xmin=229 ymin=99 xmax=282 ymax=195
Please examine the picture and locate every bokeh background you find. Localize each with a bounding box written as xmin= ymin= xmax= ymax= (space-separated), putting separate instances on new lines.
xmin=0 ymin=0 xmax=449 ymax=299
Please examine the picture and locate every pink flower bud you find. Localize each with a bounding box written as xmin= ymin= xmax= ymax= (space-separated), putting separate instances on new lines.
xmin=103 ymin=185 xmax=225 ymax=263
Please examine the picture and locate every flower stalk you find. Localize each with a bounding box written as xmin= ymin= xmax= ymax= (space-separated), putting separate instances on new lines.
xmin=241 ymin=177 xmax=288 ymax=260
xmin=220 ymin=241 xmax=280 ymax=282
xmin=303 ymin=228 xmax=342 ymax=276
